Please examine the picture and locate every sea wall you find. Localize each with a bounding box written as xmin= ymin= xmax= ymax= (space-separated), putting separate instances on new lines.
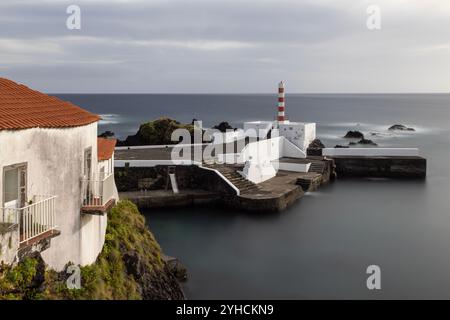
xmin=331 ymin=156 xmax=426 ymax=178
xmin=115 ymin=165 xmax=237 ymax=195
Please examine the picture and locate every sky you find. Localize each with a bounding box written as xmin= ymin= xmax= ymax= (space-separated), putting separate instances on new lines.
xmin=0 ymin=0 xmax=450 ymax=93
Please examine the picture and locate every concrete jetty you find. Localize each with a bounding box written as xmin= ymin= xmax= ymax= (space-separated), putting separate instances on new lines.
xmin=115 ymin=151 xmax=335 ymax=212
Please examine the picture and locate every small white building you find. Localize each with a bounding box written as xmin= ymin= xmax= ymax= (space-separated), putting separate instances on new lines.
xmin=243 ymin=121 xmax=274 ymax=140
xmin=278 ymin=122 xmax=316 ymax=152
xmin=238 ymin=81 xmax=316 ymax=183
xmin=243 ymin=82 xmax=316 ymax=152
xmin=0 ymin=78 xmax=118 ymax=270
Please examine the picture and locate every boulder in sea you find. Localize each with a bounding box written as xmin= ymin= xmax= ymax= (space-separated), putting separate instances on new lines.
xmin=349 ymin=138 xmax=378 ymax=146
xmin=343 ymin=130 xmax=364 ymax=139
xmin=388 ymin=124 xmax=415 ymax=131
xmin=212 ymin=121 xmax=235 ymax=133
xmin=334 ymin=145 xmax=349 ymax=148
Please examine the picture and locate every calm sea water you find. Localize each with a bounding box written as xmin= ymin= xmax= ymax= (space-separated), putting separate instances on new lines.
xmin=58 ymin=93 xmax=450 ymax=299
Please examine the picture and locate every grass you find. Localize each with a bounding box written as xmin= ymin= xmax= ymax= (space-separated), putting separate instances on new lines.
xmin=0 ymin=200 xmax=172 ymax=300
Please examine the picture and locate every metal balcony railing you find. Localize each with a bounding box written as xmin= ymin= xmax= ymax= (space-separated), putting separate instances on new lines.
xmin=81 ymin=173 xmax=115 ymax=207
xmin=0 ymin=195 xmax=57 ymax=244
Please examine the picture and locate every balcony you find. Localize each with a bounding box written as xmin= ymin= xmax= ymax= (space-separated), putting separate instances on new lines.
xmin=81 ymin=173 xmax=116 ymax=215
xmin=0 ymin=195 xmax=60 ymax=248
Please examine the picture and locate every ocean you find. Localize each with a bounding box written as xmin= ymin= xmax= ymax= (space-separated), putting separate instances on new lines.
xmin=57 ymin=93 xmax=450 ymax=299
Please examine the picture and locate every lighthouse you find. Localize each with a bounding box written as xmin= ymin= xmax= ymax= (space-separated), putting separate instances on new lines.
xmin=277 ymin=81 xmax=287 ymax=124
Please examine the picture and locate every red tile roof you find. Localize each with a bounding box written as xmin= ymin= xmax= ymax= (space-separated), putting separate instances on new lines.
xmin=98 ymin=138 xmax=117 ymax=161
xmin=0 ymin=78 xmax=100 ymax=130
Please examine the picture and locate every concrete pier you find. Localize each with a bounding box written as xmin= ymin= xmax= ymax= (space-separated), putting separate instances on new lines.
xmin=329 ymin=156 xmax=426 ymax=179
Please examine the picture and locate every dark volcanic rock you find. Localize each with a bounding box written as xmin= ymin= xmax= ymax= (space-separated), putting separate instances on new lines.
xmin=307 ymin=139 xmax=325 ymax=156
xmin=163 ymin=255 xmax=188 ymax=282
xmin=213 ymin=121 xmax=235 ymax=133
xmin=308 ymin=139 xmax=325 ymax=149
xmin=334 ymin=145 xmax=349 ymax=148
xmin=344 ymin=131 xmax=364 ymax=139
xmin=118 ymin=117 xmax=195 ymax=146
xmin=123 ymin=250 xmax=185 ymax=300
xmin=349 ymin=138 xmax=378 ymax=146
xmin=388 ymin=124 xmax=415 ymax=131
xmin=98 ymin=130 xmax=115 ymax=138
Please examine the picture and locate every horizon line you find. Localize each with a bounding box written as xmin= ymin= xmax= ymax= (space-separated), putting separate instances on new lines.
xmin=49 ymin=92 xmax=450 ymax=95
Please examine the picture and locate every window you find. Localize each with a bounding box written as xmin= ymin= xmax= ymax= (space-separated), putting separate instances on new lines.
xmin=4 ymin=168 xmax=18 ymax=203
xmin=3 ymin=164 xmax=27 ymax=207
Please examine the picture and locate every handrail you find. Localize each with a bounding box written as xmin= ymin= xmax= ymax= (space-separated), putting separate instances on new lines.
xmin=199 ymin=165 xmax=240 ymax=196
xmin=0 ymin=195 xmax=57 ymax=244
xmin=81 ymin=173 xmax=115 ymax=207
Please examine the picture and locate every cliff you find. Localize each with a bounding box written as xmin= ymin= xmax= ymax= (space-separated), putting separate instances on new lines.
xmin=0 ymin=201 xmax=184 ymax=300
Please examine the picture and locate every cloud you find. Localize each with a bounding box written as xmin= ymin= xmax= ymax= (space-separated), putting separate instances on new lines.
xmin=0 ymin=0 xmax=449 ymax=92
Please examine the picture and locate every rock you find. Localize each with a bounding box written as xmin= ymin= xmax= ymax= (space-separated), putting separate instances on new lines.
xmin=334 ymin=145 xmax=349 ymax=148
xmin=343 ymin=131 xmax=364 ymax=139
xmin=388 ymin=124 xmax=415 ymax=131
xmin=30 ymin=253 xmax=46 ymax=292
xmin=213 ymin=121 xmax=235 ymax=133
xmin=307 ymin=139 xmax=325 ymax=156
xmin=98 ymin=130 xmax=115 ymax=138
xmin=350 ymin=138 xmax=378 ymax=146
xmin=117 ymin=117 xmax=195 ymax=146
xmin=122 ymin=250 xmax=185 ymax=300
xmin=123 ymin=251 xmax=145 ymax=279
xmin=308 ymin=139 xmax=325 ymax=149
xmin=163 ymin=255 xmax=188 ymax=282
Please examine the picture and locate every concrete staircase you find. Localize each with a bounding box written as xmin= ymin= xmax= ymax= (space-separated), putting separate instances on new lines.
xmin=202 ymin=163 xmax=260 ymax=195
xmin=308 ymin=161 xmax=325 ymax=174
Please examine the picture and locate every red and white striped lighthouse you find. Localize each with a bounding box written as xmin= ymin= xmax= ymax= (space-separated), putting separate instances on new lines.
xmin=277 ymin=81 xmax=286 ymax=123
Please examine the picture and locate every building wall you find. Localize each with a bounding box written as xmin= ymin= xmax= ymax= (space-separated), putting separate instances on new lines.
xmin=243 ymin=121 xmax=274 ymax=139
xmin=239 ymin=136 xmax=307 ymax=184
xmin=279 ymin=122 xmax=316 ymax=151
xmin=0 ymin=123 xmax=107 ymax=271
xmin=0 ymin=225 xmax=18 ymax=265
xmin=98 ymin=155 xmax=114 ymax=177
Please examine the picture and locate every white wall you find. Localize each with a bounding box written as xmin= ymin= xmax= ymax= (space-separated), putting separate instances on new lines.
xmin=0 ymin=123 xmax=107 ymax=271
xmin=243 ymin=121 xmax=274 ymax=139
xmin=98 ymin=155 xmax=114 ymax=177
xmin=323 ymin=148 xmax=419 ymax=157
xmin=279 ymin=122 xmax=316 ymax=151
xmin=276 ymin=162 xmax=311 ymax=173
xmin=238 ymin=136 xmax=307 ymax=183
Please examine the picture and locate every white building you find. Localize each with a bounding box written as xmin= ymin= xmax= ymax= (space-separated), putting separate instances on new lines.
xmin=238 ymin=81 xmax=316 ymax=183
xmin=243 ymin=121 xmax=274 ymax=140
xmin=0 ymin=78 xmax=118 ymax=270
xmin=278 ymin=122 xmax=316 ymax=151
xmin=243 ymin=82 xmax=316 ymax=152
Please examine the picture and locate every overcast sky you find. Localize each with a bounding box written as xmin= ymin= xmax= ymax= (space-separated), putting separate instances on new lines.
xmin=1 ymin=0 xmax=450 ymax=93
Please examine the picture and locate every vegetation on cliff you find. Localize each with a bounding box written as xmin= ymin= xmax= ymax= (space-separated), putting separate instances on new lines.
xmin=0 ymin=200 xmax=184 ymax=300
xmin=119 ymin=117 xmax=195 ymax=146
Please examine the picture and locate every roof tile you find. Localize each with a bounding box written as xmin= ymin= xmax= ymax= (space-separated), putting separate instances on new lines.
xmin=97 ymin=138 xmax=117 ymax=161
xmin=0 ymin=78 xmax=100 ymax=130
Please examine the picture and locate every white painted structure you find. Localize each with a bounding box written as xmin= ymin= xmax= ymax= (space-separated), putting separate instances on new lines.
xmin=239 ymin=136 xmax=309 ymax=183
xmin=0 ymin=125 xmax=116 ymax=269
xmin=279 ymin=122 xmax=316 ymax=152
xmin=278 ymin=162 xmax=311 ymax=173
xmin=243 ymin=121 xmax=274 ymax=139
xmin=323 ymin=148 xmax=420 ymax=157
xmin=0 ymin=78 xmax=118 ymax=270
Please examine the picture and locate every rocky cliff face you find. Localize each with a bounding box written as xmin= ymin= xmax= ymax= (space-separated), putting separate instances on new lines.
xmin=0 ymin=201 xmax=185 ymax=300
